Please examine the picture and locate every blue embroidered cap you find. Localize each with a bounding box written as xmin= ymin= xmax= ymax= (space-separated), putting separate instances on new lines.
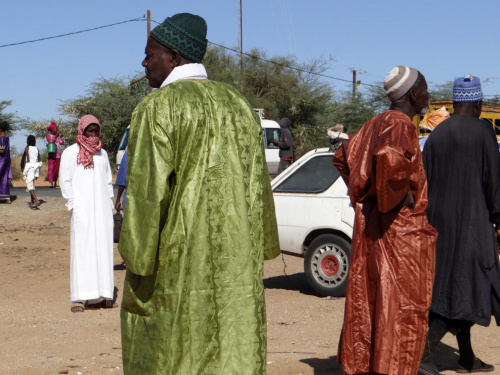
xmin=453 ymin=75 xmax=483 ymax=103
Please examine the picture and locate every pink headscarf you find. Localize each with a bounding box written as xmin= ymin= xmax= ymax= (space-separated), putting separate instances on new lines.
xmin=47 ymin=121 xmax=57 ymax=132
xmin=75 ymin=115 xmax=103 ymax=169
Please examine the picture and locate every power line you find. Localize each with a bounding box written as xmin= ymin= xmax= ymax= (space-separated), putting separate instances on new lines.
xmin=0 ymin=17 xmax=145 ymax=48
xmin=3 ymin=17 xmax=498 ymax=97
xmin=2 ymin=16 xmax=373 ymax=88
xmin=151 ymin=19 xmax=380 ymax=89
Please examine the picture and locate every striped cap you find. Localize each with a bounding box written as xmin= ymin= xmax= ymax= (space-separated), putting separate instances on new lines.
xmin=384 ymin=66 xmax=419 ymax=102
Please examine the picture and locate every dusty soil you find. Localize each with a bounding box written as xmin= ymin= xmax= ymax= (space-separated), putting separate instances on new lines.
xmin=1 ymin=196 xmax=499 ymax=375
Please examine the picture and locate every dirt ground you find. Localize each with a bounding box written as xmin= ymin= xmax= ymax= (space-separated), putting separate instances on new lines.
xmin=1 ymin=194 xmax=499 ymax=375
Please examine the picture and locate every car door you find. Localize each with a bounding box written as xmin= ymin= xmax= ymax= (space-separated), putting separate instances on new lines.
xmin=272 ymin=153 xmax=352 ymax=255
xmin=262 ymin=127 xmax=280 ymax=174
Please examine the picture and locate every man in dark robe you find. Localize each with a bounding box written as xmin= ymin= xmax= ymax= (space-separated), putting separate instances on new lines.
xmin=333 ymin=66 xmax=437 ymax=375
xmin=420 ymin=75 xmax=500 ymax=374
xmin=273 ymin=117 xmax=293 ymax=173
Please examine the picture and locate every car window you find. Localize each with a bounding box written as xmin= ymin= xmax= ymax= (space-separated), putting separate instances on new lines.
xmin=274 ymin=155 xmax=340 ymax=193
xmin=118 ymin=128 xmax=130 ymax=151
xmin=263 ymin=128 xmax=280 ymax=149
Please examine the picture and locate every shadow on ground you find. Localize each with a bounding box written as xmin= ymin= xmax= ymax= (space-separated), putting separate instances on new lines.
xmin=299 ymin=343 xmax=460 ymax=374
xmin=300 ymin=356 xmax=342 ymax=374
xmin=264 ymin=272 xmax=318 ymax=296
xmin=434 ymin=342 xmax=460 ymax=372
xmin=114 ymin=262 xmax=126 ymax=271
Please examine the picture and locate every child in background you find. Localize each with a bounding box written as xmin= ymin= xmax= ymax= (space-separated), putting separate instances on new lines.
xmin=23 ymin=135 xmax=42 ymax=209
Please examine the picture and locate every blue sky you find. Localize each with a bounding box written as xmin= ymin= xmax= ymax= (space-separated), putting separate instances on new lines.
xmin=2 ymin=0 xmax=499 ymax=150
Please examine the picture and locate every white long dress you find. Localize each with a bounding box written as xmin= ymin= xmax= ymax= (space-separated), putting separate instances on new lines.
xmin=59 ymin=144 xmax=114 ymax=302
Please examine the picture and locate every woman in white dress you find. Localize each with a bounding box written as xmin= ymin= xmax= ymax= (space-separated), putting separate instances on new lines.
xmin=23 ymin=135 xmax=42 ymax=209
xmin=60 ymin=115 xmax=116 ymax=313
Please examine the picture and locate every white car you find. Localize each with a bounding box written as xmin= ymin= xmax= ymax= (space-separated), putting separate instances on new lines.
xmin=116 ymin=125 xmax=130 ymax=169
xmin=271 ymin=147 xmax=354 ymax=296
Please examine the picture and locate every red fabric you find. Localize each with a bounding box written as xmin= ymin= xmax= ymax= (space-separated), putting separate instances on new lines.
xmin=47 ymin=122 xmax=57 ymax=132
xmin=333 ymin=110 xmax=436 ymax=375
xmin=76 ymin=115 xmax=103 ymax=169
xmin=47 ymin=157 xmax=60 ymax=183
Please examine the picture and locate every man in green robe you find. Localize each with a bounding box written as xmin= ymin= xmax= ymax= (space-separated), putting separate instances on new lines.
xmin=119 ymin=13 xmax=280 ymax=375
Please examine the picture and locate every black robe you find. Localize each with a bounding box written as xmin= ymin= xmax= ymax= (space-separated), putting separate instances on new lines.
xmin=423 ymin=114 xmax=500 ymax=326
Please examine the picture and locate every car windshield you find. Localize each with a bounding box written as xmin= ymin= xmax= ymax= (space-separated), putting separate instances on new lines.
xmin=274 ymin=154 xmax=340 ymax=193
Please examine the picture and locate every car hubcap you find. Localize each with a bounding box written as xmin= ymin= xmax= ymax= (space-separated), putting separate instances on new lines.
xmin=321 ymin=255 xmax=339 ymax=277
xmin=311 ymin=244 xmax=348 ymax=286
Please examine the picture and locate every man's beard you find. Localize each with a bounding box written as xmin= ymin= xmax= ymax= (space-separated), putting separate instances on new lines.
xmin=420 ymin=106 xmax=428 ymax=116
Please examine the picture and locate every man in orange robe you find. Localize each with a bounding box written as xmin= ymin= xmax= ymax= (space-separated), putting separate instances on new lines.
xmin=333 ymin=66 xmax=437 ymax=375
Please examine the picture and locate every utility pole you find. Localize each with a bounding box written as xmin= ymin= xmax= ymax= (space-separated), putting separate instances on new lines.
xmin=147 ymin=10 xmax=152 ymax=93
xmin=238 ymin=0 xmax=243 ymax=73
xmin=352 ymin=69 xmax=357 ymax=97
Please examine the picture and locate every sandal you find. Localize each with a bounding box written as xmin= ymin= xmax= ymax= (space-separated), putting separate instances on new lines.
xmin=457 ymin=357 xmax=494 ymax=373
xmin=71 ymin=302 xmax=85 ymax=313
xmin=102 ymin=300 xmax=118 ymax=309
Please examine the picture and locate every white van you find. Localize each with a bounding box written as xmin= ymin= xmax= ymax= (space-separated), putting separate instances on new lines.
xmin=260 ymin=119 xmax=281 ymax=174
xmin=116 ymin=114 xmax=281 ymax=174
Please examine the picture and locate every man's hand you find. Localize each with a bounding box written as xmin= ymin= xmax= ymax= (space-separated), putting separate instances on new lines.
xmin=115 ymin=200 xmax=122 ymax=212
xmin=273 ymin=139 xmax=279 ymax=145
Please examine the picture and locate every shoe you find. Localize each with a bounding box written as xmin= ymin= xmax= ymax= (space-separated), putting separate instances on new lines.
xmin=457 ymin=357 xmax=494 ymax=373
xmin=419 ymin=358 xmax=443 ymax=375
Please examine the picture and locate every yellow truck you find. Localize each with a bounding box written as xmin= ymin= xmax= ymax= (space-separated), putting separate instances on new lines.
xmin=414 ymin=100 xmax=500 ymax=138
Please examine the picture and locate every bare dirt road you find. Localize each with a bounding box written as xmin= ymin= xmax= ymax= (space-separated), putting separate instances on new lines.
xmin=1 ymin=195 xmax=499 ymax=375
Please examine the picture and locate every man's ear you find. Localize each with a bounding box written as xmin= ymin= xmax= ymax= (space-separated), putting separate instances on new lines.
xmin=475 ymin=100 xmax=483 ymax=117
xmin=168 ymin=49 xmax=182 ymax=68
xmin=408 ymin=88 xmax=417 ymax=104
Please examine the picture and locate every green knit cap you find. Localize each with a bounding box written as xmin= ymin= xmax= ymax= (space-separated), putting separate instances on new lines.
xmin=150 ymin=13 xmax=208 ymax=63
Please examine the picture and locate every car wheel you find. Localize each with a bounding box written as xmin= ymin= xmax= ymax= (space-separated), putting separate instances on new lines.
xmin=304 ymin=234 xmax=350 ymax=297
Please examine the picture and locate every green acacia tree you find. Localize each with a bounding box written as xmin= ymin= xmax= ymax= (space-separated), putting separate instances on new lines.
xmin=0 ymin=100 xmax=18 ymax=134
xmin=59 ymin=75 xmax=147 ymax=153
xmin=204 ymin=46 xmax=336 ymax=157
xmin=20 ymin=75 xmax=147 ymax=158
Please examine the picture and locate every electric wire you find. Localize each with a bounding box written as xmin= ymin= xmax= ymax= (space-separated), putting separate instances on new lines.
xmin=0 ymin=17 xmax=145 ymax=48
xmin=150 ymin=19 xmax=380 ymax=88
xmin=2 ymin=17 xmax=498 ymax=96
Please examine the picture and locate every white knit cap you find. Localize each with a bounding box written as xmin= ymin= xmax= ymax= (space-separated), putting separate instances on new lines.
xmin=384 ymin=66 xmax=419 ymax=102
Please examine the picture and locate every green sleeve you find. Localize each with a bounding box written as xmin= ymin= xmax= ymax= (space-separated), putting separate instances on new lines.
xmin=118 ymin=96 xmax=174 ymax=276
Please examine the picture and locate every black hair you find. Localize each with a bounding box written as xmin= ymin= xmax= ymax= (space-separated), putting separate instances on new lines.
xmin=453 ymin=100 xmax=482 ymax=109
xmin=27 ymin=135 xmax=36 ymax=147
xmin=0 ymin=120 xmax=10 ymax=132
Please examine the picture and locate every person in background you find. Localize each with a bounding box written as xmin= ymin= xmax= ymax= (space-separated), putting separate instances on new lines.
xmin=327 ymin=123 xmax=349 ymax=152
xmin=420 ymin=75 xmax=499 ymax=374
xmin=119 ymin=13 xmax=280 ymax=375
xmin=60 ymin=115 xmax=116 ymax=313
xmin=333 ymin=66 xmax=436 ymax=375
xmin=273 ymin=117 xmax=293 ymax=173
xmin=23 ymin=135 xmax=42 ymax=209
xmin=114 ymin=150 xmax=127 ymax=212
xmin=45 ymin=121 xmax=65 ymax=188
xmin=0 ymin=121 xmax=11 ymax=204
